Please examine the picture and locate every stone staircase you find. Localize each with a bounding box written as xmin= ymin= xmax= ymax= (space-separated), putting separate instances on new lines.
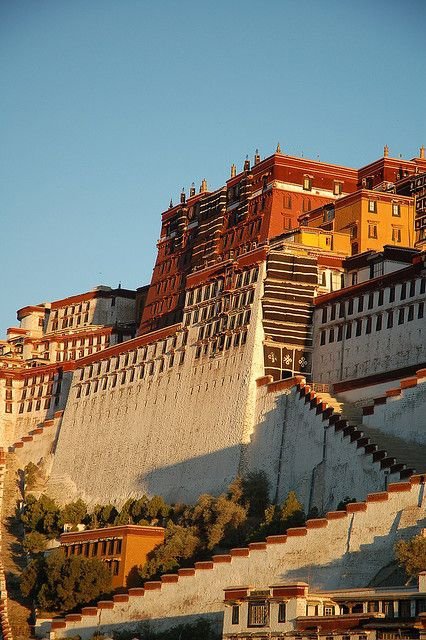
xmin=318 ymin=392 xmax=426 ymax=476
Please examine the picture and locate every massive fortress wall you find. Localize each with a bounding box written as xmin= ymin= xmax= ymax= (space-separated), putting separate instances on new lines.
xmin=47 ymin=258 xmax=267 ymax=505
xmin=49 ymin=475 xmax=426 ymax=639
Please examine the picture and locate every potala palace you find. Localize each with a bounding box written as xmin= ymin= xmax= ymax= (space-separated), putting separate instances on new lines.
xmin=0 ymin=145 xmax=425 ymax=640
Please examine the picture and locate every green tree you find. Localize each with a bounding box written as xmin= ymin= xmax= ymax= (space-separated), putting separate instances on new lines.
xmin=22 ymin=531 xmax=48 ymax=554
xmin=114 ymin=498 xmax=135 ymax=525
xmin=20 ymin=494 xmax=61 ymax=538
xmin=395 ymin=535 xmax=426 ymax=579
xmin=23 ymin=462 xmax=43 ymax=491
xmin=241 ymin=471 xmax=270 ymax=517
xmin=59 ymin=499 xmax=88 ymax=528
xmin=146 ymin=495 xmax=170 ymax=522
xmin=189 ymin=494 xmax=247 ymax=550
xmin=21 ymin=550 xmax=112 ymax=612
xmin=139 ymin=523 xmax=200 ymax=580
xmin=279 ymin=491 xmax=305 ymax=530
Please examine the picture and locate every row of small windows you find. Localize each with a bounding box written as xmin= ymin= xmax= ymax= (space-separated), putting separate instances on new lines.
xmin=52 ymin=313 xmax=90 ymax=330
xmin=321 ymin=278 xmax=426 ymax=324
xmin=197 ymin=310 xmax=251 ymax=340
xmin=23 ymin=372 xmax=55 ymax=386
xmin=64 ymin=538 xmax=122 ymax=558
xmin=222 ymin=219 xmax=262 ymax=248
xmin=76 ymin=352 xmax=187 ymax=396
xmin=55 ymin=343 xmax=105 ymax=362
xmin=320 ymin=303 xmax=424 ymax=344
xmin=57 ymin=334 xmax=107 ymax=349
xmin=184 ymin=291 xmax=255 ymax=327
xmin=155 ymin=273 xmax=185 ymax=295
xmin=21 ymin=383 xmax=55 ymax=399
xmin=17 ymin=398 xmax=52 ymax=413
xmin=195 ymin=330 xmax=247 ymax=359
xmin=367 ymin=200 xmax=402 ymax=216
xmin=50 ymin=301 xmax=91 ymax=318
xmin=186 ymin=268 xmax=259 ymax=308
xmin=78 ymin=334 xmax=187 ymax=381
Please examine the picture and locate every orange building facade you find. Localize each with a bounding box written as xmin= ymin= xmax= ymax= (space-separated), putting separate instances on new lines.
xmin=300 ymin=190 xmax=415 ymax=256
xmin=60 ymin=525 xmax=165 ymax=589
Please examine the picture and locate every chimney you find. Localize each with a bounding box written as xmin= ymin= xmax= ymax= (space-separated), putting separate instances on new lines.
xmin=420 ymin=145 xmax=425 ymax=159
xmin=180 ymin=188 xmax=186 ymax=204
xmin=276 ymin=142 xmax=282 ymax=154
xmin=254 ymin=149 xmax=261 ymax=165
xmin=231 ymin=164 xmax=237 ymax=178
xmin=244 ymin=155 xmax=250 ymax=172
xmin=189 ymin=182 xmax=196 ymax=197
xmin=169 ymin=198 xmax=173 ymax=209
xmin=200 ymin=178 xmax=208 ymax=193
xmin=384 ymin=144 xmax=389 ymax=158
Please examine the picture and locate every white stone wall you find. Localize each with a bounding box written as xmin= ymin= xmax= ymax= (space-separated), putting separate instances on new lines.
xmin=312 ymin=276 xmax=426 ymax=384
xmin=50 ymin=478 xmax=426 ymax=639
xmin=47 ymin=266 xmax=267 ymax=506
xmin=248 ymin=384 xmax=395 ymax=513
xmin=91 ymin=295 xmax=135 ymax=327
xmin=362 ymin=376 xmax=426 ymax=446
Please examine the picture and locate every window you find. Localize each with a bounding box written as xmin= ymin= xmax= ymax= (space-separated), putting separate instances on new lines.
xmin=356 ymin=320 xmax=362 ymax=336
xmin=333 ymin=181 xmax=343 ymax=196
xmin=348 ymin=299 xmax=354 ymax=315
xmin=346 ymin=323 xmax=352 ymax=339
xmin=320 ymin=331 xmax=326 ymax=346
xmin=419 ymin=302 xmax=424 ymax=319
xmin=389 ymin=286 xmax=395 ymax=303
xmin=392 ymin=203 xmax=401 ymax=217
xmin=329 ymin=329 xmax=334 ymax=343
xmin=409 ymin=280 xmax=416 ymax=297
xmin=398 ymin=308 xmax=405 ymax=324
xmin=408 ymin=305 xmax=414 ymax=321
xmin=421 ymin=279 xmax=426 ymax=295
xmin=5 ymin=403 xmax=12 ymax=413
xmin=376 ymin=315 xmax=382 ymax=331
xmin=400 ymin=283 xmax=407 ymax=300
xmin=248 ymin=602 xmax=268 ymax=627
xmin=337 ymin=326 xmax=343 ymax=342
xmin=339 ymin=303 xmax=345 ymax=318
xmin=303 ymin=176 xmax=312 ymax=191
xmin=330 ymin=305 xmax=336 ymax=321
xmin=383 ymin=601 xmax=394 ymax=619
xmin=399 ymin=600 xmax=411 ymax=618
xmin=278 ymin=602 xmax=287 ymax=623
xmin=324 ymin=606 xmax=335 ymax=616
xmin=392 ymin=227 xmax=402 ymax=243
xmin=368 ymin=292 xmax=374 ymax=309
xmin=322 ymin=308 xmax=327 ymax=323
xmin=232 ymin=605 xmax=240 ymax=625
xmin=387 ymin=311 xmax=394 ymax=328
xmin=368 ymin=223 xmax=378 ymax=239
xmin=350 ymin=225 xmax=357 ymax=239
xmin=366 ymin=317 xmax=372 ymax=334
xmin=378 ymin=290 xmax=384 ymax=306
xmin=358 ymin=296 xmax=364 ymax=312
xmin=368 ymin=200 xmax=377 ymax=213
xmin=370 ymin=261 xmax=384 ymax=278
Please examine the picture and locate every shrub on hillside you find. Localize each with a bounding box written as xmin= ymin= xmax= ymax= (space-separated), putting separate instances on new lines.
xmin=395 ymin=534 xmax=426 ymax=579
xmin=21 ymin=549 xmax=112 ymax=612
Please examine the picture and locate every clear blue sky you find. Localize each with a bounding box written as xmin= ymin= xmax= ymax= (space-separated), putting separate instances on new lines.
xmin=1 ymin=0 xmax=425 ymax=335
